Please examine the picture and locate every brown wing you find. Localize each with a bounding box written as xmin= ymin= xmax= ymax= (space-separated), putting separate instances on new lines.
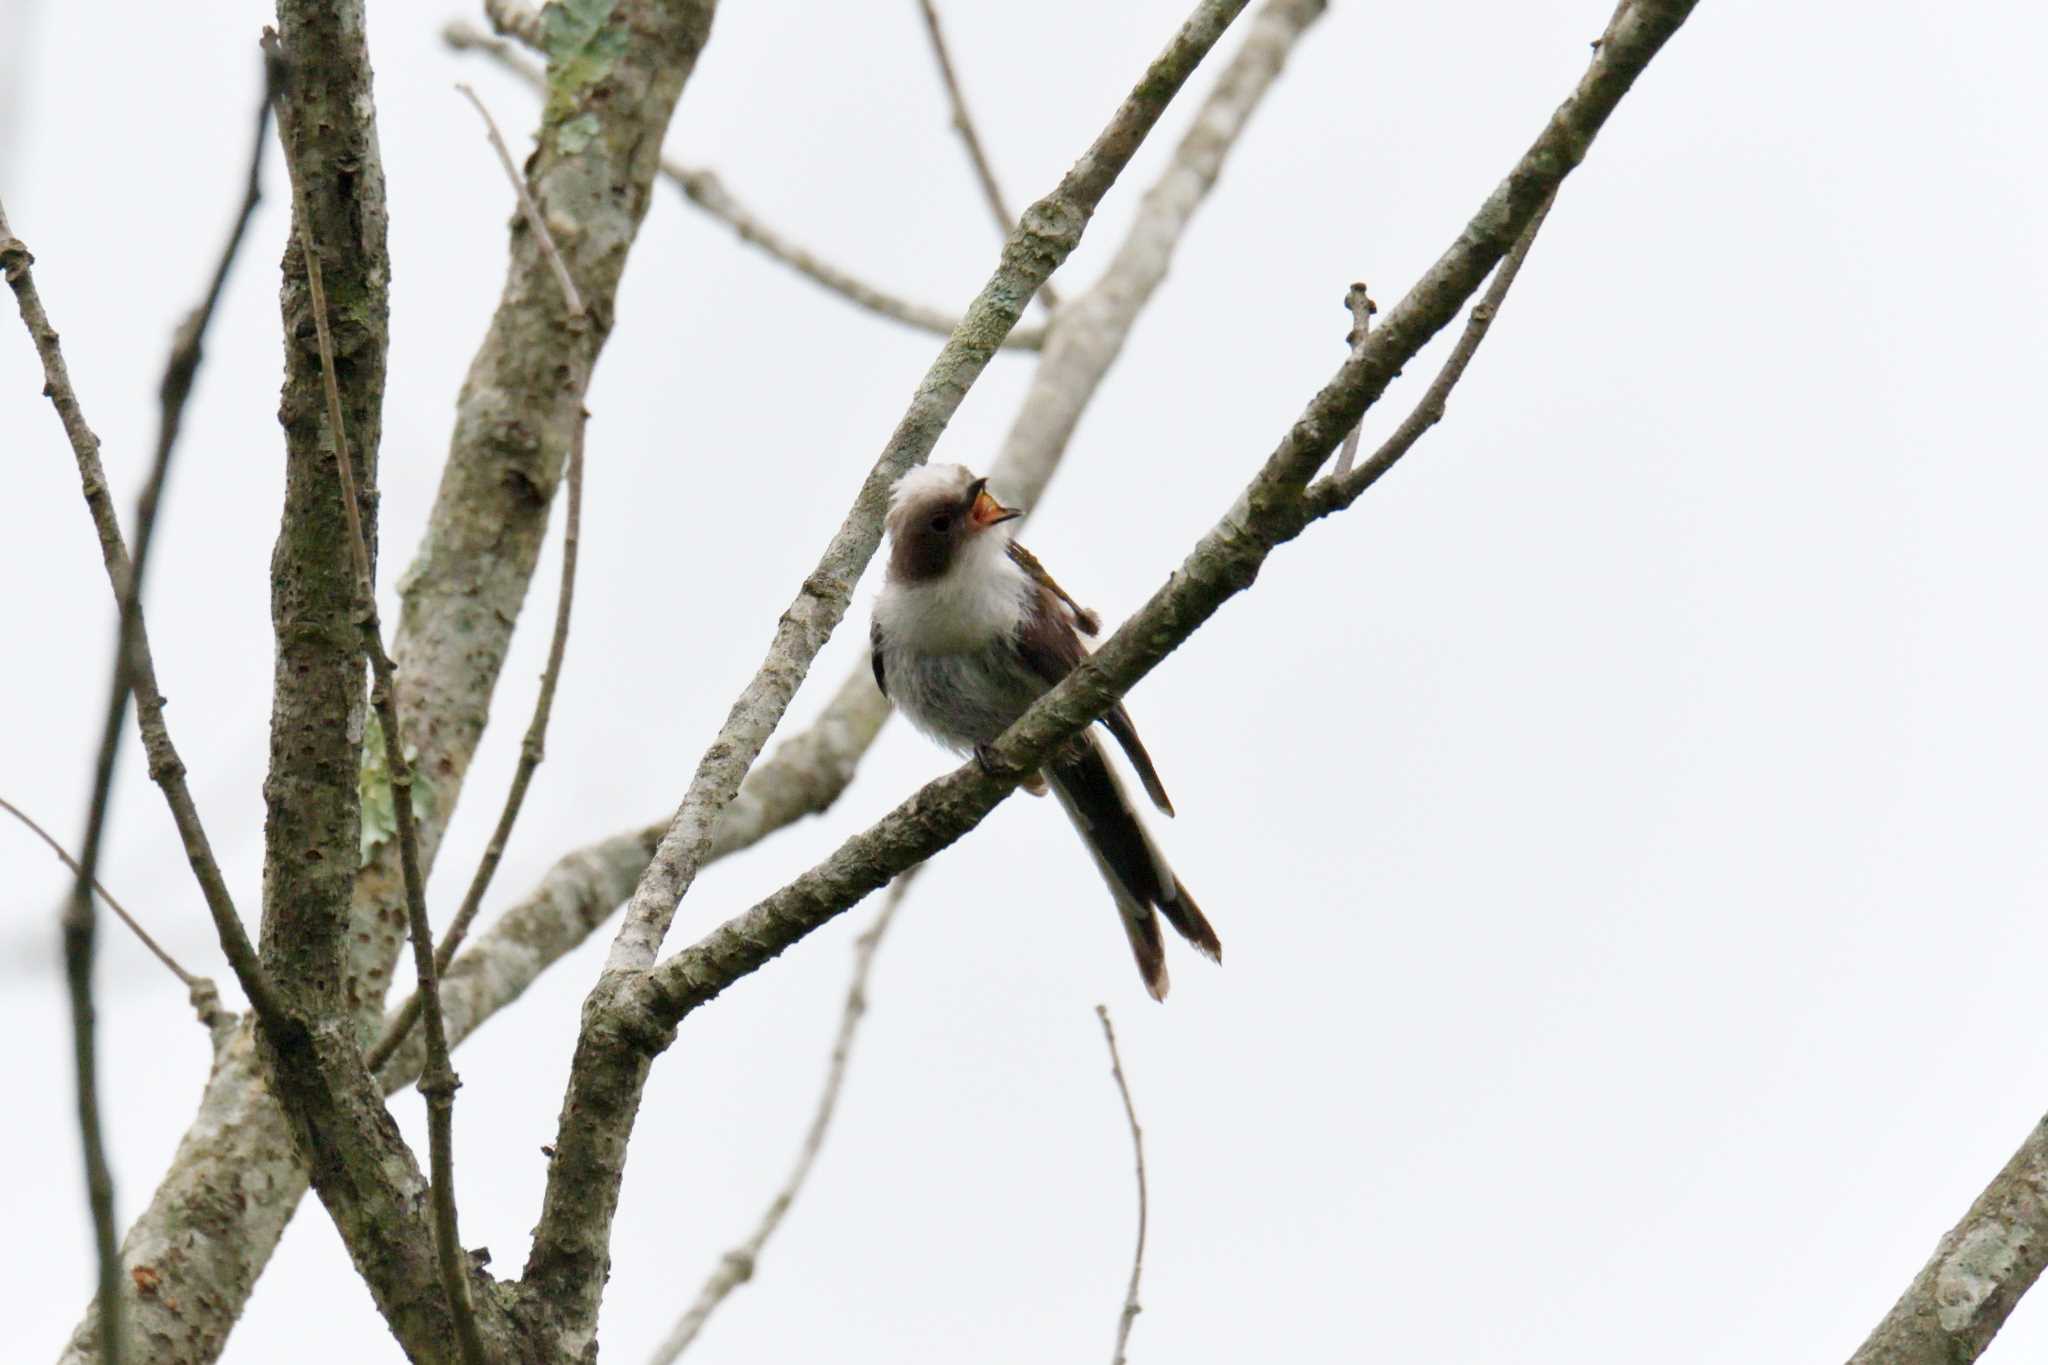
xmin=870 ymin=617 xmax=887 ymax=698
xmin=1007 ymin=540 xmax=1101 ymax=635
xmin=1012 ymin=583 xmax=1175 ymax=817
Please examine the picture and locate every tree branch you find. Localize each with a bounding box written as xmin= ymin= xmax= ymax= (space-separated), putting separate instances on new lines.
xmin=0 ymin=794 xmax=216 ymax=1013
xmin=365 ymin=85 xmax=593 ymax=1079
xmin=366 ymin=0 xmax=718 ymax=1020
xmin=58 ymin=4 xmax=722 ymax=1358
xmin=1329 ymin=282 xmax=1375 ymax=478
xmin=913 ymin=0 xmax=1060 ymax=312
xmin=5 ymin=61 xmax=277 ymax=1363
xmin=988 ymin=0 xmax=1327 ymax=500
xmin=265 ymin=28 xmax=484 ymax=1361
xmin=0 ymin=203 xmax=279 ymax=1023
xmin=378 ymin=0 xmax=1328 ymax=1255
xmin=1096 ymin=1006 xmax=1148 ymax=1365
xmin=1308 ymin=192 xmax=1554 ymax=516
xmin=1849 ymin=1116 xmax=2048 ymax=1363
xmin=647 ymin=869 xmax=922 ymax=1363
xmin=439 ymin=20 xmax=1046 ymax=351
xmin=623 ymin=0 xmax=1700 ymax=1061
xmin=523 ymin=4 xmax=1255 ymax=1351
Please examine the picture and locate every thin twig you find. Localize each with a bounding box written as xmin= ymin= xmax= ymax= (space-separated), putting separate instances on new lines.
xmin=1329 ymin=281 xmax=1376 ymax=478
xmin=3 ymin=794 xmax=237 ymax=1043
xmin=1097 ymin=1005 xmax=1149 ymax=1365
xmin=0 ymin=213 xmax=279 ymax=1025
xmin=456 ymin=83 xmax=584 ymax=316
xmin=1306 ymin=194 xmax=1556 ymax=518
xmin=914 ymin=0 xmax=1060 ymax=312
xmin=60 ymin=861 xmax=121 ymax=1365
xmin=2 ymin=794 xmax=198 ymax=989
xmin=1312 ymin=0 xmax=1609 ymax=504
xmin=365 ymin=98 xmax=591 ymax=1076
xmin=648 ymin=868 xmax=922 ymax=1364
xmin=37 ymin=66 xmax=278 ymax=1356
xmin=264 ymin=31 xmax=486 ymax=1365
xmin=439 ymin=21 xmax=1047 ymax=350
xmin=8 ymin=167 xmax=301 ymax=1362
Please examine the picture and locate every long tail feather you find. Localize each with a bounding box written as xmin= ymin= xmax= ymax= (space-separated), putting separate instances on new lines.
xmin=1047 ymin=738 xmax=1220 ymax=999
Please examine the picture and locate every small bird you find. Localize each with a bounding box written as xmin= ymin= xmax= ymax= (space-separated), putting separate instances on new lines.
xmin=870 ymin=463 xmax=1220 ymax=1000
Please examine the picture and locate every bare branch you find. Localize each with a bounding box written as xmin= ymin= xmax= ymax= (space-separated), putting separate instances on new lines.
xmin=373 ymin=0 xmax=715 ymax=1017
xmin=61 ymin=902 xmax=123 ymax=1365
xmin=3 ymin=195 xmax=285 ymax=1365
xmin=604 ymin=0 xmax=1251 ymax=979
xmin=989 ymin=0 xmax=1328 ymax=501
xmin=1329 ymin=282 xmax=1375 ymax=478
xmin=525 ymin=5 xmax=1257 ymax=1350
xmin=648 ymin=869 xmax=922 ymax=1364
xmin=440 ymin=20 xmax=1048 ymax=350
xmin=627 ymin=0 xmax=1702 ymax=1033
xmin=1850 ymin=1119 xmax=2048 ymax=1362
xmin=667 ymin=165 xmax=1048 ymax=348
xmin=366 ymin=86 xmax=594 ymax=1079
xmin=914 ymin=0 xmax=1060 ymax=312
xmin=0 ymin=206 xmax=279 ymax=1024
xmin=0 ymin=794 xmax=205 ymax=996
xmin=14 ymin=64 xmax=281 ymax=1359
xmin=1096 ymin=1006 xmax=1148 ymax=1365
xmin=1312 ymin=195 xmax=1552 ymax=513
xmin=375 ymin=0 xmax=1330 ymax=1114
xmin=265 ymin=30 xmax=484 ymax=1362
xmin=60 ymin=3 xmax=721 ymax=1358
xmin=456 ymin=83 xmax=585 ymax=317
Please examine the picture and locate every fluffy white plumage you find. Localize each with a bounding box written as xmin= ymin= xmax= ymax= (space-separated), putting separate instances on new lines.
xmin=887 ymin=461 xmax=978 ymax=514
xmin=875 ymin=464 xmax=1031 ymax=656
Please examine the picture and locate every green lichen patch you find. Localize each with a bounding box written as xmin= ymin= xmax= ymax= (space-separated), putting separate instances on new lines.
xmin=357 ymin=712 xmax=438 ymax=868
xmin=542 ymin=0 xmax=629 ymax=135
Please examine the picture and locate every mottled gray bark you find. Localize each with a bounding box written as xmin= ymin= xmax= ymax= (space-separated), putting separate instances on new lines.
xmin=60 ymin=2 xmax=721 ymax=1361
xmin=1849 ymin=1115 xmax=2048 ymax=1364
xmin=254 ymin=2 xmax=474 ymax=1356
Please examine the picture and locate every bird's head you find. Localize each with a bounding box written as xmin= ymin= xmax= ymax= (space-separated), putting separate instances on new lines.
xmin=883 ymin=463 xmax=1022 ymax=582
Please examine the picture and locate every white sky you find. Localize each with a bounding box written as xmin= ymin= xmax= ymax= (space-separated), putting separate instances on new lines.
xmin=7 ymin=1 xmax=2048 ymax=1360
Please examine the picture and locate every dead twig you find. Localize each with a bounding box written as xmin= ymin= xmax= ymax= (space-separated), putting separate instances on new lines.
xmin=456 ymin=83 xmax=584 ymax=316
xmin=0 ymin=794 xmax=223 ymax=1008
xmin=647 ymin=869 xmax=922 ymax=1363
xmin=5 ymin=153 xmax=287 ymax=1358
xmin=913 ymin=0 xmax=1060 ymax=311
xmin=1097 ymin=1005 xmax=1149 ymax=1365
xmin=366 ymin=91 xmax=589 ymax=1075
xmin=440 ymin=21 xmax=1047 ymax=349
xmin=1330 ymin=282 xmax=1375 ymax=477
xmin=1307 ymin=193 xmax=1555 ymax=518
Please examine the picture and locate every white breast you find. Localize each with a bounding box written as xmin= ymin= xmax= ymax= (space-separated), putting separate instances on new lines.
xmin=874 ymin=531 xmax=1031 ymax=655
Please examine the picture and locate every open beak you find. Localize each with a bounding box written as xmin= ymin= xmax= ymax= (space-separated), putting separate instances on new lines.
xmin=965 ymin=478 xmax=1023 ymax=530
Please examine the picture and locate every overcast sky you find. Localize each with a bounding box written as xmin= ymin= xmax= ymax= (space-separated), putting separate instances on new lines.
xmin=7 ymin=1 xmax=2048 ymax=1360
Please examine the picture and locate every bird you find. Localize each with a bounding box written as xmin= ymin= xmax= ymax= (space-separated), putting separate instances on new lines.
xmin=869 ymin=462 xmax=1220 ymax=1000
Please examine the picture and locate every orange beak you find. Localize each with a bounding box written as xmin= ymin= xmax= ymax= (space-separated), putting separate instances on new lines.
xmin=967 ymin=482 xmax=1022 ymax=530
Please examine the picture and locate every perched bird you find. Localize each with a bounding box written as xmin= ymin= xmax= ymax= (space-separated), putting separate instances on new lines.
xmin=870 ymin=463 xmax=1220 ymax=1000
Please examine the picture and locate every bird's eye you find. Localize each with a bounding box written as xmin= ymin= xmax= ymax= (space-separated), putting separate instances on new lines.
xmin=928 ymin=513 xmax=953 ymax=534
